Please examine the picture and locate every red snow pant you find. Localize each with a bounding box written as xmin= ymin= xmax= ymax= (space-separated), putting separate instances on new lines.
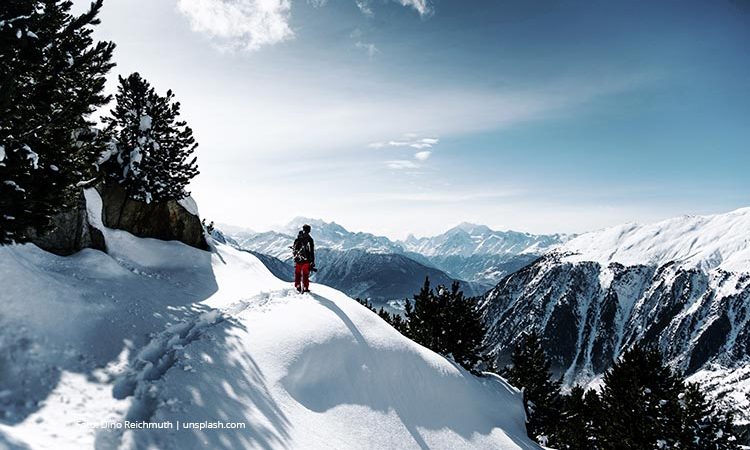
xmin=295 ymin=262 xmax=311 ymax=292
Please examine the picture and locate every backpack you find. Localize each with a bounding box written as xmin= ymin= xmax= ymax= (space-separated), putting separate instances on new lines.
xmin=292 ymin=235 xmax=314 ymax=263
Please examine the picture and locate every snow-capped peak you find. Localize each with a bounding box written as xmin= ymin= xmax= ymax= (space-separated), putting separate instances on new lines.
xmin=452 ymin=222 xmax=493 ymax=235
xmin=558 ymin=207 xmax=750 ymax=272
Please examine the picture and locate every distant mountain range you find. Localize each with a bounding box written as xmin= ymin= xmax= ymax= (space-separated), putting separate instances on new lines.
xmin=212 ymin=228 xmax=489 ymax=310
xmin=219 ymin=217 xmax=570 ymax=286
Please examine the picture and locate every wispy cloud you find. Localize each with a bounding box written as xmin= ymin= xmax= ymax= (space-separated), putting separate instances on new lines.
xmin=414 ymin=150 xmax=432 ymax=161
xmin=380 ymin=136 xmax=437 ymax=170
xmin=385 ymin=160 xmax=420 ymax=170
xmin=178 ymin=0 xmax=432 ymax=52
xmin=354 ymin=0 xmax=374 ymax=16
xmin=369 ymin=136 xmax=439 ymax=150
xmin=395 ymin=0 xmax=432 ymax=17
xmin=351 ymin=28 xmax=379 ymax=58
xmin=355 ymin=0 xmax=430 ymax=17
xmin=177 ymin=0 xmax=294 ymax=51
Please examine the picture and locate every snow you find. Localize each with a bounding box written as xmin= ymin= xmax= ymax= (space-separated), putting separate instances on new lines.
xmin=139 ymin=115 xmax=153 ymax=131
xmin=688 ymin=364 xmax=750 ymax=425
xmin=178 ymin=196 xmax=199 ymax=216
xmin=0 ymin=145 xmax=5 ymax=162
xmin=0 ymin=189 xmax=537 ymax=450
xmin=22 ymin=144 xmax=38 ymax=169
xmin=558 ymin=207 xmax=750 ymax=273
xmin=96 ymin=142 xmax=118 ymax=167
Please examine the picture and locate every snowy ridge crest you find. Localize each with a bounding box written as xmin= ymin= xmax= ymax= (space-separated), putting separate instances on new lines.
xmin=557 ymin=207 xmax=750 ymax=273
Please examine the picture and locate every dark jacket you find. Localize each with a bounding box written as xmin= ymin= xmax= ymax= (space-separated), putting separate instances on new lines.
xmin=293 ymin=232 xmax=315 ymax=264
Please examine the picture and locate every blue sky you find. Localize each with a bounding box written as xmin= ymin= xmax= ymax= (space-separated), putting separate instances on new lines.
xmin=76 ymin=0 xmax=750 ymax=239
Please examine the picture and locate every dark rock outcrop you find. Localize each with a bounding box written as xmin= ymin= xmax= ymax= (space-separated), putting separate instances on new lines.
xmin=28 ymin=190 xmax=106 ymax=256
xmin=97 ymin=182 xmax=208 ymax=250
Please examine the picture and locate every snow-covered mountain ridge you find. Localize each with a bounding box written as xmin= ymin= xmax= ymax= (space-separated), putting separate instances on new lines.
xmin=401 ymin=222 xmax=570 ymax=258
xmin=480 ymin=207 xmax=750 ymax=423
xmin=0 ymin=190 xmax=538 ymax=450
xmin=558 ymin=207 xmax=750 ymax=272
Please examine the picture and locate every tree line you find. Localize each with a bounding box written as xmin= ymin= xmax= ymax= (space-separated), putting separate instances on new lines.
xmin=506 ymin=331 xmax=743 ymax=449
xmin=358 ymin=281 xmax=743 ymax=449
xmin=1 ymin=0 xmax=199 ymax=244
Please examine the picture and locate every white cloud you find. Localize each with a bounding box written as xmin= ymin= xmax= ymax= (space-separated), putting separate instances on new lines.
xmin=177 ymin=0 xmax=431 ymax=53
xmin=381 ymin=139 xmax=434 ymax=169
xmin=395 ymin=0 xmax=432 ymax=17
xmin=370 ymin=136 xmax=440 ymax=150
xmin=414 ymin=150 xmax=431 ymax=161
xmin=177 ymin=0 xmax=294 ymax=51
xmin=355 ymin=0 xmax=374 ymax=16
xmin=385 ymin=160 xmax=419 ymax=170
xmin=355 ymin=0 xmax=429 ymax=17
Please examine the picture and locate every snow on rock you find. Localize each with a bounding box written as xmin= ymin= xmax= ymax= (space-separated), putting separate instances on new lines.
xmin=178 ymin=196 xmax=199 ymax=216
xmin=0 ymin=206 xmax=536 ymax=449
xmin=687 ymin=364 xmax=750 ymax=425
xmin=22 ymin=144 xmax=38 ymax=169
xmin=558 ymin=207 xmax=750 ymax=273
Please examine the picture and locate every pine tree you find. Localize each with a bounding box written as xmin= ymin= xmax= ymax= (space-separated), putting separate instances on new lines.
xmin=504 ymin=330 xmax=561 ymax=445
xmin=555 ymin=385 xmax=601 ymax=450
xmin=376 ymin=306 xmax=393 ymax=324
xmin=442 ymin=285 xmax=486 ymax=370
xmin=679 ymin=382 xmax=739 ymax=450
xmin=404 ymin=278 xmax=439 ymax=347
xmin=389 ymin=312 xmax=407 ymax=334
xmin=99 ymin=72 xmax=198 ymax=203
xmin=404 ymin=278 xmax=486 ymax=371
xmin=0 ymin=0 xmax=115 ymax=244
xmin=597 ymin=345 xmax=685 ymax=449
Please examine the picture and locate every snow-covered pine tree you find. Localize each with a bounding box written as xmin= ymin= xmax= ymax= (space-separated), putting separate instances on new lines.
xmin=100 ymin=72 xmax=198 ymax=203
xmin=597 ymin=344 xmax=684 ymax=450
xmin=0 ymin=0 xmax=115 ymax=244
xmin=679 ymin=382 xmax=739 ymax=449
xmin=403 ymin=278 xmax=485 ymax=371
xmin=440 ymin=283 xmax=486 ymax=371
xmin=404 ymin=277 xmax=440 ymax=349
xmin=503 ymin=330 xmax=561 ymax=446
xmin=554 ymin=385 xmax=601 ymax=449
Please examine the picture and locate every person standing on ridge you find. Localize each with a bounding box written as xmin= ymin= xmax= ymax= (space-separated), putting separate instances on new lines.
xmin=292 ymin=224 xmax=315 ymax=293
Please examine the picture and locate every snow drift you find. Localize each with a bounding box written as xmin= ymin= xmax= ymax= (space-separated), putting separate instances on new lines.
xmin=0 ymin=189 xmax=538 ymax=450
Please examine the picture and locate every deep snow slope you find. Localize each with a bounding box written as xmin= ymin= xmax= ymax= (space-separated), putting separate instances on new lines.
xmin=480 ymin=207 xmax=750 ymax=422
xmin=0 ymin=191 xmax=538 ymax=450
